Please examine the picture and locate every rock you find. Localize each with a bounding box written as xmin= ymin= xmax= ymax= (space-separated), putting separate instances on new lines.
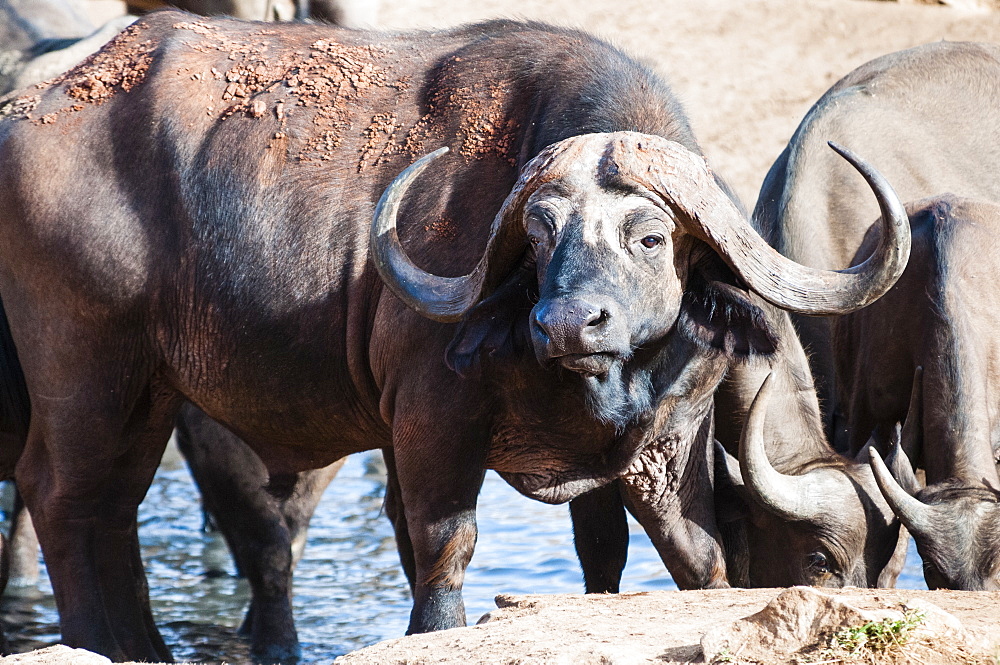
xmin=700 ymin=586 xmax=892 ymax=662
xmin=902 ymin=597 xmax=993 ymax=653
xmin=700 ymin=587 xmax=995 ymax=664
xmin=0 ymin=645 xmax=112 ymax=665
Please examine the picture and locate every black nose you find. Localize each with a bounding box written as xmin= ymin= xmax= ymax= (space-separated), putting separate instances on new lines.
xmin=532 ymin=298 xmax=614 ymax=354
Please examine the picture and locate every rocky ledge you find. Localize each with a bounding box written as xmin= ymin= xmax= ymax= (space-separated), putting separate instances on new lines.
xmin=334 ymin=587 xmax=1000 ymax=664
xmin=2 ymin=587 xmax=998 ymax=664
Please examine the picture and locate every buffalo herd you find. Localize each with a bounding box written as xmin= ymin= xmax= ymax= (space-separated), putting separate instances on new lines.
xmin=0 ymin=0 xmax=997 ymax=662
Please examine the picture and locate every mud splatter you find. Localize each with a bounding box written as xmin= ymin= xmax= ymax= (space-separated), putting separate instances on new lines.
xmin=6 ymin=23 xmax=157 ymax=125
xmin=174 ymin=21 xmax=409 ymax=162
xmin=358 ymin=111 xmax=398 ymax=172
xmin=59 ymin=23 xmax=156 ymax=104
xmin=12 ymin=18 xmax=520 ymax=170
xmin=456 ymin=82 xmax=519 ymax=163
xmin=423 ymin=216 xmax=459 ymax=240
xmin=0 ymin=94 xmax=39 ymax=120
xmin=396 ymin=58 xmax=520 ymax=166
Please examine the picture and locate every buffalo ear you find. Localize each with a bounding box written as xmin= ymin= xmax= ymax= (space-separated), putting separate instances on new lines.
xmin=678 ymin=253 xmax=780 ymax=358
xmin=713 ymin=440 xmax=750 ymax=523
xmin=445 ymin=263 xmax=535 ymax=378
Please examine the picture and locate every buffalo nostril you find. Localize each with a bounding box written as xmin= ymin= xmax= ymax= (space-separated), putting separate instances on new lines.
xmin=532 ymin=316 xmax=551 ymax=342
xmin=586 ymin=309 xmax=610 ymax=327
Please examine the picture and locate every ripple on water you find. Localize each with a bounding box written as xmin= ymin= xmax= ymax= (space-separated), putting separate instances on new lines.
xmin=0 ymin=449 xmax=929 ymax=662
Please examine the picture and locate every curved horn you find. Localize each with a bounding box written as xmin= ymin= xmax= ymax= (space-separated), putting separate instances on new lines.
xmin=715 ymin=439 xmax=744 ymax=489
xmin=738 ymin=373 xmax=818 ymax=520
xmin=370 ymin=147 xmax=485 ymax=322
xmin=869 ymin=448 xmax=935 ymax=536
xmin=619 ymin=135 xmax=910 ymax=315
xmin=371 ymin=142 xmax=571 ymax=322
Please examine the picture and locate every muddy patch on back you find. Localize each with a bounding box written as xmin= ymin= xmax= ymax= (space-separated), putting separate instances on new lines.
xmin=2 ymin=23 xmax=156 ymax=123
xmin=5 ymin=19 xmax=522 ymax=173
xmin=174 ymin=20 xmax=408 ymax=164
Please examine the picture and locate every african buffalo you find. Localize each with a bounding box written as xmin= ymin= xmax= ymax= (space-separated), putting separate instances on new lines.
xmin=0 ymin=13 xmax=907 ymax=660
xmin=712 ymin=367 xmax=911 ymax=589
xmin=754 ymin=40 xmax=1000 ymax=448
xmin=837 ymin=195 xmax=1000 ymax=590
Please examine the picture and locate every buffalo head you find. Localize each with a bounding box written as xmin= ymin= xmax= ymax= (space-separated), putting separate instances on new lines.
xmin=716 ymin=373 xmax=907 ymax=588
xmin=872 ymin=445 xmax=1000 ymax=591
xmin=869 ymin=372 xmax=1000 ymax=590
xmin=371 ymin=131 xmax=908 ymax=428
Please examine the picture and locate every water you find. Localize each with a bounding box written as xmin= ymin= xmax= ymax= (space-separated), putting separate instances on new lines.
xmin=0 ymin=448 xmax=928 ymax=663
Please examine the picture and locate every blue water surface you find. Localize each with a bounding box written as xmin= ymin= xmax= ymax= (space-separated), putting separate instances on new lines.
xmin=0 ymin=447 xmax=927 ymax=663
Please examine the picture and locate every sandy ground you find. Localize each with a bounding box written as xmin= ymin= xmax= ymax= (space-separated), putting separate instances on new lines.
xmin=12 ymin=0 xmax=999 ymax=662
xmin=371 ymin=0 xmax=1000 ymax=208
xmin=334 ymin=588 xmax=1000 ymax=664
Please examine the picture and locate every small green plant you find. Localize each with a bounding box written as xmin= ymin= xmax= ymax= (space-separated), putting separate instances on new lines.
xmin=828 ymin=609 xmax=926 ymax=657
xmin=711 ymin=647 xmax=735 ymax=663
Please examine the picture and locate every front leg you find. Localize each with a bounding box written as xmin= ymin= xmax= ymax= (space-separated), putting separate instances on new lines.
xmin=568 ymin=482 xmax=628 ymax=593
xmin=619 ymin=411 xmax=728 ymax=590
xmin=382 ymin=447 xmax=416 ymax=592
xmin=391 ymin=407 xmax=486 ymax=633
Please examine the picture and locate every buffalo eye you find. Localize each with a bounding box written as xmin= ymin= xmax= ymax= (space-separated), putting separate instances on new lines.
xmin=528 ymin=234 xmax=542 ymax=246
xmin=807 ymin=552 xmax=830 ymax=574
xmin=640 ymin=235 xmax=661 ymax=249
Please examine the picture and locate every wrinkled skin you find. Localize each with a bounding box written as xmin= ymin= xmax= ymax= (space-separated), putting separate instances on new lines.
xmin=0 ymin=14 xmax=905 ymax=661
xmin=754 ymin=41 xmax=1000 ymax=448
xmin=841 ymin=196 xmax=1000 ymax=590
xmin=175 ymin=403 xmax=344 ymax=661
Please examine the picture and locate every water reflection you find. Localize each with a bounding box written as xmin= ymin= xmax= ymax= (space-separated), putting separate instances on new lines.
xmin=0 ymin=447 xmax=929 ymax=663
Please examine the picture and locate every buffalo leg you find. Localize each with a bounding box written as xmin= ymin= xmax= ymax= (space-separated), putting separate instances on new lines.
xmin=382 ymin=447 xmax=416 ymax=592
xmin=176 ymin=403 xmax=318 ymax=663
xmin=17 ymin=378 xmax=180 ymax=662
xmin=568 ymin=482 xmax=628 ymax=593
xmin=619 ymin=412 xmax=728 ymax=590
xmin=391 ymin=414 xmax=486 ymax=633
xmin=279 ymin=460 xmax=343 ymax=571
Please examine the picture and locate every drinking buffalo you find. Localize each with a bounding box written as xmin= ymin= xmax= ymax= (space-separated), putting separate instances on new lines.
xmin=712 ymin=369 xmax=911 ymax=589
xmin=839 ymin=195 xmax=1000 ymax=590
xmin=0 ymin=13 xmax=906 ymax=660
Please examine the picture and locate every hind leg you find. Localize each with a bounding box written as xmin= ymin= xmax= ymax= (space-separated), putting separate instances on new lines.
xmin=8 ymin=489 xmax=39 ymax=590
xmin=382 ymin=447 xmax=416 ymax=592
xmin=175 ymin=403 xmax=300 ymax=663
xmin=16 ymin=373 xmax=180 ymax=662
